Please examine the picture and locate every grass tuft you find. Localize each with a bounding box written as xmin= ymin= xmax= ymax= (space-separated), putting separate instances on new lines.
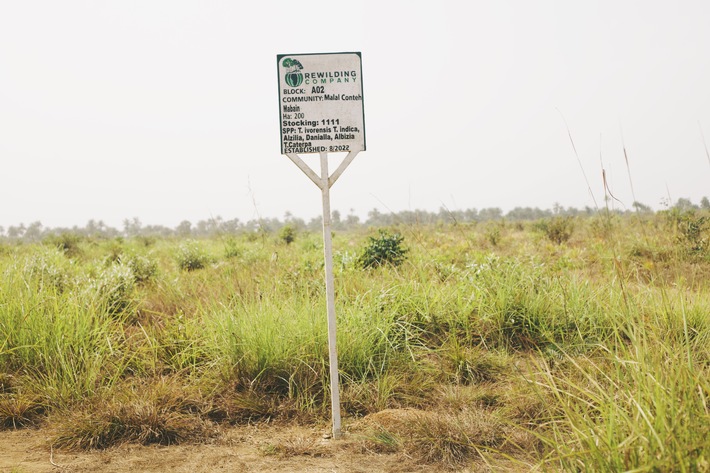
xmin=52 ymin=377 xmax=216 ymax=449
xmin=0 ymin=392 xmax=46 ymax=429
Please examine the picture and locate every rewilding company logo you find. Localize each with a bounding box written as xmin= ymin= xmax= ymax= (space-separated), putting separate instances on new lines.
xmin=282 ymin=58 xmax=304 ymax=87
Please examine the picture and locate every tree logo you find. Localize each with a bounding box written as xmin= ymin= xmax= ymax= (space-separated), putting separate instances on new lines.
xmin=282 ymin=58 xmax=304 ymax=87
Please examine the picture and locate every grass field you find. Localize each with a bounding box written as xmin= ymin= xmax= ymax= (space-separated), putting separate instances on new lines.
xmin=1 ymin=209 xmax=708 ymax=471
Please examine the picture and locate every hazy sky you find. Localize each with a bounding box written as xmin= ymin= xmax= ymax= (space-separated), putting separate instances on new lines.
xmin=1 ymin=1 xmax=709 ymax=229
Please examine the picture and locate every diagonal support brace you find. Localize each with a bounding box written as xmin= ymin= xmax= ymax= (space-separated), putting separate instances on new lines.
xmin=286 ymin=149 xmax=360 ymax=190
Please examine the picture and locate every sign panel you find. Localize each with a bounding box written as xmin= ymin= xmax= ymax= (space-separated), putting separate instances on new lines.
xmin=277 ymin=52 xmax=366 ymax=155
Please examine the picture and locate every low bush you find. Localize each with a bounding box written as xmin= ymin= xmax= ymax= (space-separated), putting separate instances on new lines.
xmin=667 ymin=209 xmax=709 ymax=257
xmin=125 ymin=254 xmax=158 ymax=283
xmin=175 ymin=240 xmax=211 ymax=271
xmin=534 ymin=216 xmax=575 ymax=244
xmin=358 ymin=230 xmax=408 ymax=268
xmin=45 ymin=232 xmax=83 ymax=257
xmin=279 ymin=224 xmax=297 ymax=245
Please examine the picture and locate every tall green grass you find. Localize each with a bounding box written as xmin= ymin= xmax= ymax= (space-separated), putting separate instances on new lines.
xmin=0 ymin=214 xmax=707 ymax=469
xmin=0 ymin=249 xmax=126 ymax=402
xmin=532 ymin=294 xmax=709 ymax=471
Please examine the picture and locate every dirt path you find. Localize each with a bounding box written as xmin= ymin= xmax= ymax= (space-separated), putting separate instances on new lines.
xmin=0 ymin=423 xmax=465 ymax=473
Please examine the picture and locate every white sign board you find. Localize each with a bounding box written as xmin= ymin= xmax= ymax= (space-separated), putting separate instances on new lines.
xmin=277 ymin=52 xmax=366 ymax=155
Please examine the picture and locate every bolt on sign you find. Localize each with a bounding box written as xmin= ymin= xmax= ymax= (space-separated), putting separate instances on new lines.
xmin=278 ymin=52 xmax=366 ymax=155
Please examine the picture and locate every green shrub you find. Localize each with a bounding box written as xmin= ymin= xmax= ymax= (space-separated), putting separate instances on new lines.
xmin=667 ymin=209 xmax=709 ymax=257
xmin=223 ymin=237 xmax=242 ymax=259
xmin=535 ymin=216 xmax=575 ymax=244
xmin=484 ymin=225 xmax=502 ymax=247
xmin=358 ymin=230 xmax=408 ymax=268
xmin=125 ymin=254 xmax=158 ymax=283
xmin=46 ymin=232 xmax=83 ymax=256
xmin=175 ymin=240 xmax=210 ymax=271
xmin=279 ymin=224 xmax=297 ymax=245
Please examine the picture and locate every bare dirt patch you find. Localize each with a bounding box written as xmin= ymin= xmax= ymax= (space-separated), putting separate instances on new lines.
xmin=0 ymin=420 xmax=477 ymax=473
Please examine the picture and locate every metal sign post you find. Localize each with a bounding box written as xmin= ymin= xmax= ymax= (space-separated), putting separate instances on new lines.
xmin=277 ymin=52 xmax=366 ymax=440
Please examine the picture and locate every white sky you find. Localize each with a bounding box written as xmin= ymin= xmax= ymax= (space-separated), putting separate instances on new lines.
xmin=1 ymin=1 xmax=709 ymax=229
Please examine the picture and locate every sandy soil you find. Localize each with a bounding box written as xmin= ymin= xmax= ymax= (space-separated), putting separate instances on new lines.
xmin=0 ymin=422 xmax=468 ymax=473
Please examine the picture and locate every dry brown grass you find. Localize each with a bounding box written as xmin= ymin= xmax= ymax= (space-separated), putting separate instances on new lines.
xmin=353 ymin=406 xmax=537 ymax=470
xmin=0 ymin=374 xmax=46 ymax=429
xmin=51 ymin=376 xmax=217 ymax=450
xmin=0 ymin=394 xmax=46 ymax=429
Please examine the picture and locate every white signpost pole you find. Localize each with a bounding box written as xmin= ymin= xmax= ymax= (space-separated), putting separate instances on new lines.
xmin=278 ymin=52 xmax=365 ymax=440
xmin=319 ymin=150 xmax=341 ymax=438
xmin=283 ymin=148 xmax=359 ymax=440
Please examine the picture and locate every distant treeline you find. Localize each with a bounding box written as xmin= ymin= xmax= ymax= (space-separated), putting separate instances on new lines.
xmin=2 ymin=197 xmax=708 ymax=242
